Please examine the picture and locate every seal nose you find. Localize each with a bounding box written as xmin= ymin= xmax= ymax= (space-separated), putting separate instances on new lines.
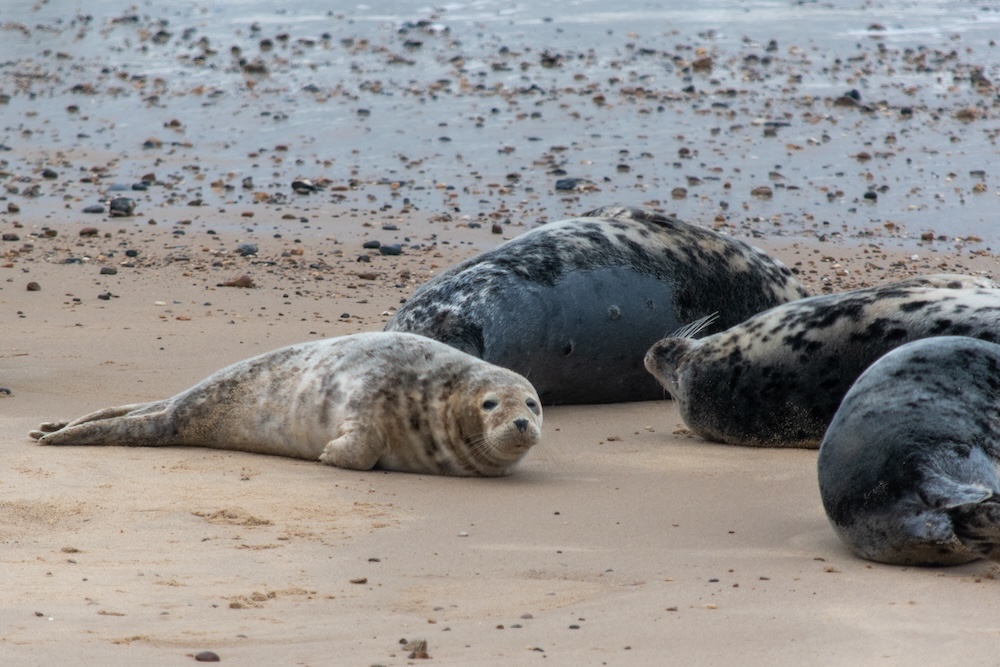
xmin=514 ymin=418 xmax=529 ymax=433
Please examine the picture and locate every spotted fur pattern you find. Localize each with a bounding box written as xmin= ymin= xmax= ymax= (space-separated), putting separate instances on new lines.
xmin=386 ymin=205 xmax=807 ymax=404
xmin=30 ymin=332 xmax=542 ymax=477
xmin=645 ymin=276 xmax=1000 ymax=448
xmin=819 ymin=336 xmax=1000 ymax=565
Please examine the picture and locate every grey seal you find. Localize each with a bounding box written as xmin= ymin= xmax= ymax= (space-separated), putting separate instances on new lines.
xmin=386 ymin=205 xmax=807 ymax=404
xmin=29 ymin=332 xmax=542 ymax=477
xmin=644 ymin=275 xmax=1000 ymax=447
xmin=818 ymin=336 xmax=1000 ymax=566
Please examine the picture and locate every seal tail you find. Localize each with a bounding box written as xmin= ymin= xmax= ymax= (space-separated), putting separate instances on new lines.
xmin=30 ymin=400 xmax=177 ymax=447
xmin=670 ymin=312 xmax=719 ymax=339
xmin=949 ymin=499 xmax=1000 ymax=560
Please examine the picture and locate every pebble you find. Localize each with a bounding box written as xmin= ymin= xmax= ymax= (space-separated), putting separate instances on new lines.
xmin=219 ymin=275 xmax=254 ymax=288
xmin=26 ymin=282 xmax=40 ymax=291
xmin=554 ymin=178 xmax=581 ymax=191
xmin=194 ymin=651 xmax=220 ymax=662
xmin=236 ymin=243 xmax=258 ymax=257
xmin=2 ymin=233 xmax=19 ymax=242
xmin=379 ymin=243 xmax=402 ymax=256
xmin=82 ymin=204 xmax=105 ymax=214
xmin=109 ymin=197 xmax=136 ymax=217
xmin=100 ymin=267 xmax=118 ymax=275
xmin=79 ymin=227 xmax=99 ymax=237
xmin=362 ymin=240 xmax=381 ymax=249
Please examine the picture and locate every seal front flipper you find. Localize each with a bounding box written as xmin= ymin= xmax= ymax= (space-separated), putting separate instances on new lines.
xmin=947 ymin=497 xmax=1000 ymax=560
xmin=318 ymin=422 xmax=384 ymax=471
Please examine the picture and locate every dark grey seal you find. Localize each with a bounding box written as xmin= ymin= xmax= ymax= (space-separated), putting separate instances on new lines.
xmin=818 ymin=336 xmax=1000 ymax=566
xmin=644 ymin=275 xmax=1000 ymax=447
xmin=385 ymin=206 xmax=807 ymax=404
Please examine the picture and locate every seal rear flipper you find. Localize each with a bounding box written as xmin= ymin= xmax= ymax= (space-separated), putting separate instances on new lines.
xmin=34 ymin=402 xmax=175 ymax=447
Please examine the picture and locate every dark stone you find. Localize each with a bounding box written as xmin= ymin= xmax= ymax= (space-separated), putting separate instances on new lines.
xmin=379 ymin=243 xmax=403 ymax=256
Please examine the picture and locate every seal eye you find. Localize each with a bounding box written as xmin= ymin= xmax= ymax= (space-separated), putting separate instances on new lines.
xmin=482 ymin=399 xmax=498 ymax=410
xmin=525 ymin=398 xmax=539 ymax=412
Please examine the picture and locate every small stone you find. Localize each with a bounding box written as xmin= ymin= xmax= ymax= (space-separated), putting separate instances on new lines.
xmin=362 ymin=240 xmax=381 ymax=249
xmin=236 ymin=243 xmax=258 ymax=257
xmin=79 ymin=227 xmax=99 ymax=237
xmin=379 ymin=243 xmax=402 ymax=256
xmin=41 ymin=168 xmax=58 ymax=179
xmin=100 ymin=267 xmax=118 ymax=276
xmin=2 ymin=233 xmax=19 ymax=242
xmin=292 ymin=179 xmax=317 ymax=194
xmin=109 ymin=197 xmax=136 ymax=217
xmin=125 ymin=249 xmax=139 ymax=258
xmin=194 ymin=651 xmax=220 ymax=662
xmin=83 ymin=204 xmax=105 ymax=214
xmin=554 ymin=178 xmax=580 ymax=191
xmin=7 ymin=202 xmax=19 ymax=213
xmin=219 ymin=275 xmax=254 ymax=288
xmin=491 ymin=224 xmax=503 ymax=234
xmin=26 ymin=282 xmax=40 ymax=291
xmin=349 ymin=577 xmax=367 ymax=584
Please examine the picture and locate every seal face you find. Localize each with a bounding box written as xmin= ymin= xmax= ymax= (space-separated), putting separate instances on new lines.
xmin=29 ymin=332 xmax=542 ymax=477
xmin=818 ymin=336 xmax=1000 ymax=566
xmin=644 ymin=275 xmax=1000 ymax=448
xmin=386 ymin=205 xmax=807 ymax=404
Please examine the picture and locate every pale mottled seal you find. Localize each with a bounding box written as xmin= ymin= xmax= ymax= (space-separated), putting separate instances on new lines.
xmin=29 ymin=332 xmax=542 ymax=477
xmin=819 ymin=336 xmax=1000 ymax=566
xmin=386 ymin=205 xmax=807 ymax=404
xmin=644 ymin=275 xmax=1000 ymax=448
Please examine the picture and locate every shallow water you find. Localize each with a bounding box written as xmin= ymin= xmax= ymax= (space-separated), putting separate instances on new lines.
xmin=2 ymin=0 xmax=1000 ymax=247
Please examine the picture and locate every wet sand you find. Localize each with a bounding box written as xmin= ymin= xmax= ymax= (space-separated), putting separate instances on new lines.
xmin=5 ymin=2 xmax=1000 ymax=664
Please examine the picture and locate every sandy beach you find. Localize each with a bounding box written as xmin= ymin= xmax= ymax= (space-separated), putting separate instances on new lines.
xmin=5 ymin=1 xmax=1000 ymax=664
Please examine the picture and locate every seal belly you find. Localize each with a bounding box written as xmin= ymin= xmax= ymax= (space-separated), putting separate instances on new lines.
xmin=483 ymin=268 xmax=680 ymax=404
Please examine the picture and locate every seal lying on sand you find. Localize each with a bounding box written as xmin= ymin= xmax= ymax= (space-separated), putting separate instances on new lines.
xmin=819 ymin=336 xmax=1000 ymax=566
xmin=30 ymin=332 xmax=542 ymax=477
xmin=386 ymin=205 xmax=807 ymax=404
xmin=644 ymin=275 xmax=1000 ymax=448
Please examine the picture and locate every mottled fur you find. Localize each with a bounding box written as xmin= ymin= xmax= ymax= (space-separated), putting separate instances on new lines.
xmin=30 ymin=332 xmax=542 ymax=477
xmin=386 ymin=206 xmax=807 ymax=404
xmin=819 ymin=336 xmax=1000 ymax=566
xmin=645 ymin=276 xmax=1000 ymax=447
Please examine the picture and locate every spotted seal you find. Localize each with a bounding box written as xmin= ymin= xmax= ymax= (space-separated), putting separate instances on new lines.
xmin=29 ymin=332 xmax=542 ymax=477
xmin=644 ymin=275 xmax=1000 ymax=448
xmin=818 ymin=336 xmax=1000 ymax=565
xmin=386 ymin=205 xmax=807 ymax=404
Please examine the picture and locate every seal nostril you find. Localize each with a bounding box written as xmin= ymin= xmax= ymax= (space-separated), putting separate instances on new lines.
xmin=561 ymin=342 xmax=574 ymax=357
xmin=514 ymin=418 xmax=528 ymax=433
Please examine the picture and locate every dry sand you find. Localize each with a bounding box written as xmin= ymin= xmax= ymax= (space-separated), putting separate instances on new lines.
xmin=3 ymin=219 xmax=1000 ymax=665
